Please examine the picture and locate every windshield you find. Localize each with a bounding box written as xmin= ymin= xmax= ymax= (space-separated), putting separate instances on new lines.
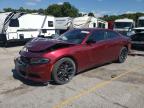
xmin=56 ymin=29 xmax=90 ymax=44
xmin=138 ymin=20 xmax=144 ymax=27
xmin=114 ymin=22 xmax=132 ymax=29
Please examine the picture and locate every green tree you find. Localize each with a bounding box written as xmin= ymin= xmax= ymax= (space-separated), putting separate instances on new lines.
xmin=3 ymin=8 xmax=15 ymax=12
xmin=61 ymin=2 xmax=79 ymax=17
xmin=18 ymin=7 xmax=26 ymax=12
xmin=45 ymin=2 xmax=79 ymax=17
xmin=102 ymin=13 xmax=144 ymax=22
xmin=38 ymin=8 xmax=45 ymax=14
xmin=46 ymin=4 xmax=62 ymax=17
xmin=88 ymin=12 xmax=95 ymax=17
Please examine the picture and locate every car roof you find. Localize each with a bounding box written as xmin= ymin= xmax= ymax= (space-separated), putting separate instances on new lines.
xmin=73 ymin=28 xmax=114 ymax=32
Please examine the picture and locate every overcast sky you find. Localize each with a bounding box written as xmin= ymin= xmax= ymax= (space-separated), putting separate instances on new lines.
xmin=0 ymin=0 xmax=144 ymax=15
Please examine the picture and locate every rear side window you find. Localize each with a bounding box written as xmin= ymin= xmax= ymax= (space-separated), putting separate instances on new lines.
xmin=88 ymin=30 xmax=106 ymax=42
xmin=106 ymin=31 xmax=119 ymax=39
xmin=48 ymin=21 xmax=53 ymax=27
xmin=9 ymin=19 xmax=19 ymax=27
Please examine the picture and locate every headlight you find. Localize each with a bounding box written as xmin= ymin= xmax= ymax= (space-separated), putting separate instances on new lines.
xmin=21 ymin=46 xmax=28 ymax=52
xmin=30 ymin=58 xmax=50 ymax=65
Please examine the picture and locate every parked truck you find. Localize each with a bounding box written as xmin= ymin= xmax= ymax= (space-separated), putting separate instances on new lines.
xmin=113 ymin=18 xmax=135 ymax=35
xmin=129 ymin=16 xmax=144 ymax=48
xmin=134 ymin=16 xmax=144 ymax=32
xmin=0 ymin=12 xmax=55 ymax=46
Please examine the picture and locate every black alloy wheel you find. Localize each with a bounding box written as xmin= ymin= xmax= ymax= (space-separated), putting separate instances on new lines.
xmin=52 ymin=57 xmax=76 ymax=85
xmin=118 ymin=47 xmax=128 ymax=63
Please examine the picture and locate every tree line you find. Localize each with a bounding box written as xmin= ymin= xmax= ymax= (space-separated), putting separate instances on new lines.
xmin=1 ymin=2 xmax=79 ymax=17
xmin=101 ymin=13 xmax=144 ymax=23
xmin=1 ymin=2 xmax=144 ymax=22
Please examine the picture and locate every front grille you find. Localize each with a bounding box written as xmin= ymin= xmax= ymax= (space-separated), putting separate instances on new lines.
xmin=20 ymin=56 xmax=30 ymax=64
xmin=131 ymin=33 xmax=144 ymax=42
xmin=20 ymin=71 xmax=26 ymax=76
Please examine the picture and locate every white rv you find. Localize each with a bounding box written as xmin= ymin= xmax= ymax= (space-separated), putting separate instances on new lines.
xmin=0 ymin=12 xmax=24 ymax=45
xmin=113 ymin=18 xmax=135 ymax=35
xmin=73 ymin=16 xmax=108 ymax=29
xmin=55 ymin=17 xmax=73 ymax=34
xmin=0 ymin=12 xmax=55 ymax=45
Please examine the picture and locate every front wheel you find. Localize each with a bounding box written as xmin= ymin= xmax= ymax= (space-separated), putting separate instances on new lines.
xmin=52 ymin=58 xmax=76 ymax=85
xmin=117 ymin=47 xmax=128 ymax=63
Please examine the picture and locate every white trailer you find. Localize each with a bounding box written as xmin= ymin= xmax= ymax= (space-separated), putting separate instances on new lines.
xmin=55 ymin=17 xmax=73 ymax=34
xmin=113 ymin=18 xmax=135 ymax=35
xmin=0 ymin=12 xmax=55 ymax=45
xmin=73 ymin=16 xmax=108 ymax=29
xmin=0 ymin=12 xmax=24 ymax=45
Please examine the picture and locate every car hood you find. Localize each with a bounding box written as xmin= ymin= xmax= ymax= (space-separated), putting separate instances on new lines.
xmin=25 ymin=38 xmax=75 ymax=52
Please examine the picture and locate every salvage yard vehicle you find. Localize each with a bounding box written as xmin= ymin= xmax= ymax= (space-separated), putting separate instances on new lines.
xmin=14 ymin=28 xmax=131 ymax=84
xmin=0 ymin=12 xmax=55 ymax=46
xmin=128 ymin=16 xmax=144 ymax=48
xmin=113 ymin=18 xmax=135 ymax=36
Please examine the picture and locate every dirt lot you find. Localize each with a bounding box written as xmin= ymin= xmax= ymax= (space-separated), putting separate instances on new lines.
xmin=0 ymin=46 xmax=144 ymax=108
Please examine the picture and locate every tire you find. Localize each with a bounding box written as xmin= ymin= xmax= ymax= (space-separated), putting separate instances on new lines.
xmin=52 ymin=57 xmax=76 ymax=85
xmin=117 ymin=47 xmax=128 ymax=63
xmin=5 ymin=42 xmax=9 ymax=47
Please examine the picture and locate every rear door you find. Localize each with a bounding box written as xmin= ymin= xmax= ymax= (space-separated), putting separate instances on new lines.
xmin=105 ymin=30 xmax=122 ymax=61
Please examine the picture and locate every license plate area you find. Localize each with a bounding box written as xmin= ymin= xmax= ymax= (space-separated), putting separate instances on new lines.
xmin=16 ymin=59 xmax=27 ymax=72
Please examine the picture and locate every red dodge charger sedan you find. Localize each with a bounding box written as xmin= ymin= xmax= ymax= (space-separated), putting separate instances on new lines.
xmin=14 ymin=29 xmax=131 ymax=84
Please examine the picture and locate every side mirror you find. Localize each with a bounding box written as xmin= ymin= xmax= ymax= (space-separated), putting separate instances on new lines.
xmin=128 ymin=27 xmax=132 ymax=32
xmin=86 ymin=39 xmax=96 ymax=44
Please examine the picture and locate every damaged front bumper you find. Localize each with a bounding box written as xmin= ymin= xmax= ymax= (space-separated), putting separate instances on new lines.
xmin=14 ymin=57 xmax=52 ymax=83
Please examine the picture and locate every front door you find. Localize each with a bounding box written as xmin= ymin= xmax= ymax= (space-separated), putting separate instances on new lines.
xmin=86 ymin=30 xmax=109 ymax=66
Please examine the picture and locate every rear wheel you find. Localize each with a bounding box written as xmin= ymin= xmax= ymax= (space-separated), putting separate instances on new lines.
xmin=52 ymin=58 xmax=76 ymax=85
xmin=117 ymin=47 xmax=128 ymax=63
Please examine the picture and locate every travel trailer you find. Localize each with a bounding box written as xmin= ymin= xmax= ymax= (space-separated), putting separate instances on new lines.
xmin=0 ymin=12 xmax=55 ymax=45
xmin=73 ymin=16 xmax=108 ymax=29
xmin=113 ymin=18 xmax=135 ymax=35
xmin=55 ymin=17 xmax=73 ymax=35
xmin=0 ymin=12 xmax=24 ymax=45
